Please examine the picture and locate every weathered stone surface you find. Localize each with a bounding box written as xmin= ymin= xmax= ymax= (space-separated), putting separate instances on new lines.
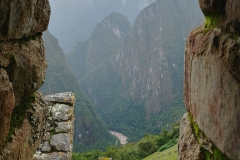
xmin=0 ymin=0 xmax=50 ymax=40
xmin=0 ymin=93 xmax=48 ymax=160
xmin=0 ymin=69 xmax=15 ymax=153
xmin=39 ymin=142 xmax=51 ymax=153
xmin=50 ymin=134 xmax=71 ymax=152
xmin=55 ymin=122 xmax=72 ymax=133
xmin=225 ymin=0 xmax=240 ymax=35
xmin=0 ymin=92 xmax=75 ymax=160
xmin=51 ymin=104 xmax=73 ymax=121
xmin=198 ymin=0 xmax=240 ymax=35
xmin=44 ymin=92 xmax=75 ymax=105
xmin=0 ymin=34 xmax=47 ymax=105
xmin=33 ymin=92 xmax=75 ymax=160
xmin=34 ymin=152 xmax=70 ymax=160
xmin=178 ymin=113 xmax=204 ymax=160
xmin=198 ymin=0 xmax=226 ymax=15
xmin=184 ymin=26 xmax=240 ymax=160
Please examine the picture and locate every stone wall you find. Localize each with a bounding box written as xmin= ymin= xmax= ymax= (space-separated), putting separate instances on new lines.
xmin=34 ymin=92 xmax=75 ymax=160
xmin=179 ymin=0 xmax=240 ymax=159
xmin=0 ymin=92 xmax=75 ymax=160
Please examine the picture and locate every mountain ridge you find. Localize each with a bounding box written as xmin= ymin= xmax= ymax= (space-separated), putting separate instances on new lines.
xmin=66 ymin=0 xmax=203 ymax=142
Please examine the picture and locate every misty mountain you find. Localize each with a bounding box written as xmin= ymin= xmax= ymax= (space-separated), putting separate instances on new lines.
xmin=66 ymin=0 xmax=203 ymax=141
xmin=48 ymin=0 xmax=156 ymax=53
xmin=39 ymin=30 xmax=115 ymax=152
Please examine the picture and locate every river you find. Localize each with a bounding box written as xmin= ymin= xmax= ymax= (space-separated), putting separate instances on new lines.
xmin=109 ymin=131 xmax=128 ymax=145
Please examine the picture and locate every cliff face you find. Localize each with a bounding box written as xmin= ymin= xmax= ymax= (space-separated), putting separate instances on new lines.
xmin=113 ymin=0 xmax=202 ymax=115
xmin=0 ymin=0 xmax=50 ymax=154
xmin=179 ymin=0 xmax=240 ymax=160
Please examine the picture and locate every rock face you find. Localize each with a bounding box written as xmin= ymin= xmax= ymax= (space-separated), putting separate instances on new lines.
xmin=0 ymin=34 xmax=47 ymax=105
xmin=179 ymin=0 xmax=240 ymax=159
xmin=0 ymin=0 xmax=50 ymax=155
xmin=178 ymin=113 xmax=204 ymax=160
xmin=0 ymin=1 xmax=75 ymax=159
xmin=0 ymin=69 xmax=15 ymax=152
xmin=0 ymin=0 xmax=50 ymax=40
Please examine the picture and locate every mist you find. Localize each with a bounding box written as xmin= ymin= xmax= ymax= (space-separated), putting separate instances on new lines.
xmin=48 ymin=0 xmax=156 ymax=53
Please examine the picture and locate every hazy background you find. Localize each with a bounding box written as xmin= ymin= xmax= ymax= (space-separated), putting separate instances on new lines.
xmin=48 ymin=0 xmax=156 ymax=53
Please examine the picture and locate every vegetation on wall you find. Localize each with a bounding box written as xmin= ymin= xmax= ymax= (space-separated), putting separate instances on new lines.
xmin=188 ymin=114 xmax=230 ymax=160
xmin=6 ymin=94 xmax=35 ymax=143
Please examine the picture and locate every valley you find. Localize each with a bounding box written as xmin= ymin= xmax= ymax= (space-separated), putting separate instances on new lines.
xmin=66 ymin=0 xmax=203 ymax=144
xmin=45 ymin=0 xmax=203 ymax=154
xmin=0 ymin=0 xmax=239 ymax=159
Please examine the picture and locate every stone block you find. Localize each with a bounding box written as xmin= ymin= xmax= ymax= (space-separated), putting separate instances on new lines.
xmin=50 ymin=133 xmax=70 ymax=152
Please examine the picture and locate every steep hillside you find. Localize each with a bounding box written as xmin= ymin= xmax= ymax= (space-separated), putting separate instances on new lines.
xmin=67 ymin=0 xmax=203 ymax=141
xmin=39 ymin=31 xmax=115 ymax=152
xmin=67 ymin=12 xmax=132 ymax=80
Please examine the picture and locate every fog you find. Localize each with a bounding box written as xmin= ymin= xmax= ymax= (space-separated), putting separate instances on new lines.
xmin=48 ymin=0 xmax=156 ymax=53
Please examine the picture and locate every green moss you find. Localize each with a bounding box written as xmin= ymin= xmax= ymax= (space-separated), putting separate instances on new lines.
xmin=202 ymin=14 xmax=223 ymax=33
xmin=204 ymin=14 xmax=221 ymax=29
xmin=188 ymin=113 xmax=230 ymax=160
xmin=6 ymin=94 xmax=35 ymax=143
xmin=201 ymin=148 xmax=212 ymax=160
xmin=188 ymin=114 xmax=202 ymax=142
xmin=213 ymin=146 xmax=229 ymax=160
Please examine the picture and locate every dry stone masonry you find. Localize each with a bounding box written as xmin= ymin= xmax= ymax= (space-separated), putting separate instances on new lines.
xmin=0 ymin=92 xmax=75 ymax=160
xmin=34 ymin=92 xmax=75 ymax=160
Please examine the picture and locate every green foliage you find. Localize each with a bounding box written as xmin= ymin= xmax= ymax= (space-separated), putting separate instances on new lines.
xmin=72 ymin=123 xmax=179 ymax=160
xmin=203 ymin=14 xmax=223 ymax=33
xmin=79 ymin=54 xmax=185 ymax=142
xmin=158 ymin=139 xmax=176 ymax=152
xmin=6 ymin=94 xmax=35 ymax=143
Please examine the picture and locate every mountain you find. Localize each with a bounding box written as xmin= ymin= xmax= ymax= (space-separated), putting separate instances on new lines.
xmin=66 ymin=12 xmax=132 ymax=80
xmin=39 ymin=30 xmax=115 ymax=152
xmin=48 ymin=0 xmax=156 ymax=53
xmin=66 ymin=0 xmax=203 ymax=142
